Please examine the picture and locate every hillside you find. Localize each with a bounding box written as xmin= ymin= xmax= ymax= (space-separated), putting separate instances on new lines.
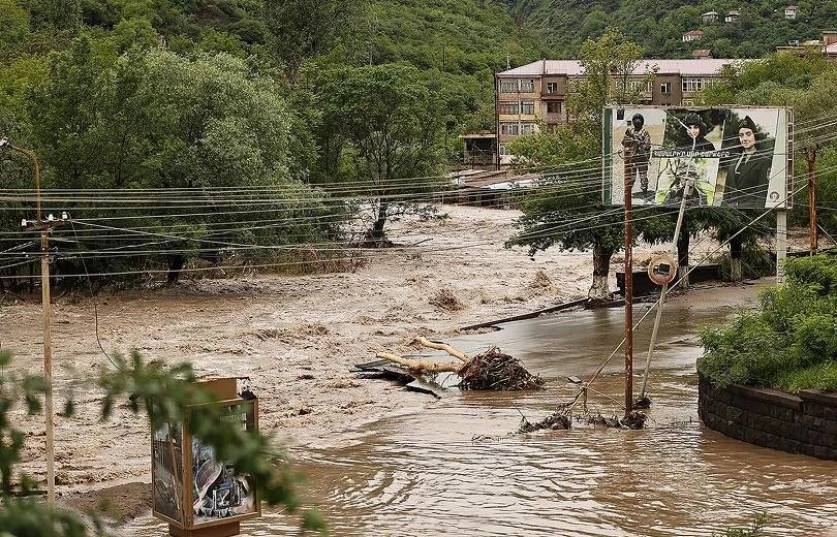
xmin=0 ymin=0 xmax=549 ymax=134
xmin=511 ymin=0 xmax=837 ymax=58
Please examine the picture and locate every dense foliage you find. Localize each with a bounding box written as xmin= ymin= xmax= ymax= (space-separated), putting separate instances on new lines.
xmin=699 ymin=255 xmax=837 ymax=392
xmin=511 ymin=0 xmax=837 ymax=58
xmin=0 ymin=0 xmax=550 ymax=283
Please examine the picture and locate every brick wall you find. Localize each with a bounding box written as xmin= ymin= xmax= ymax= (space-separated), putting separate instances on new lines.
xmin=698 ymin=374 xmax=837 ymax=460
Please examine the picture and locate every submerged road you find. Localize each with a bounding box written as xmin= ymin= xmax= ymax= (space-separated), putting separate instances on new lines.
xmin=127 ymin=284 xmax=837 ymax=536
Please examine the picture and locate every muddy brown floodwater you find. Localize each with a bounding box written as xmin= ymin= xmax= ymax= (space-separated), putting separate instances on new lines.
xmin=4 ymin=205 xmax=833 ymax=535
xmin=124 ymin=286 xmax=837 ymax=537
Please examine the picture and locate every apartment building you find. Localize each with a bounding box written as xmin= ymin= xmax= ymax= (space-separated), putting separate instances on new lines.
xmin=493 ymin=58 xmax=739 ymax=164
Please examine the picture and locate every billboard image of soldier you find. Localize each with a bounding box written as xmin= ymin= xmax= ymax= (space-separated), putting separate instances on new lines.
xmin=604 ymin=106 xmax=792 ymax=210
xmin=652 ymin=109 xmax=726 ymax=207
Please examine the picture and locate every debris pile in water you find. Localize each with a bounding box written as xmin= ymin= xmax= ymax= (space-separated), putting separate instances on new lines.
xmin=458 ymin=347 xmax=545 ymax=391
xmin=518 ymin=411 xmax=571 ymax=433
xmin=586 ymin=410 xmax=647 ymax=429
xmin=517 ymin=407 xmax=648 ymax=434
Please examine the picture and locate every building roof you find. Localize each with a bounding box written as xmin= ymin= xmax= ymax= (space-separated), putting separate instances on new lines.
xmin=497 ymin=58 xmax=742 ymax=78
xmin=692 ymin=49 xmax=713 ymax=59
xmin=683 ymin=29 xmax=705 ymax=36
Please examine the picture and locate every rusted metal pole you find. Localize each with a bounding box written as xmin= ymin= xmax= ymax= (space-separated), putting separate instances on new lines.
xmin=807 ymin=147 xmax=817 ymax=256
xmin=622 ymin=136 xmax=634 ymax=415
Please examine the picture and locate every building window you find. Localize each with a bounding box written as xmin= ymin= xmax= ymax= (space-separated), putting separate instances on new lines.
xmin=499 ymin=80 xmax=518 ymax=93
xmin=521 ymin=100 xmax=535 ymax=115
xmin=499 ymin=144 xmax=508 ymax=156
xmin=500 ymin=123 xmax=520 ymax=136
xmin=628 ymin=80 xmax=652 ymax=93
xmin=521 ymin=123 xmax=537 ymax=135
xmin=660 ymin=82 xmax=672 ymax=94
xmin=546 ymin=82 xmax=559 ymax=94
xmin=520 ymin=79 xmax=535 ymax=92
xmin=682 ymin=78 xmax=704 ymax=92
xmin=546 ymin=101 xmax=562 ymax=114
xmin=499 ymin=101 xmax=520 ymax=115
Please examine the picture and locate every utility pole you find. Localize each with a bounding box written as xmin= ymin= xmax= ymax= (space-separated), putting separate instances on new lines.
xmin=621 ymin=135 xmax=635 ymax=416
xmin=807 ymin=147 xmax=817 ymax=256
xmin=0 ymin=138 xmax=60 ymax=505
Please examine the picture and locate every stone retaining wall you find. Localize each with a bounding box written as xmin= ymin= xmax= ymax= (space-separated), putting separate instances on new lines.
xmin=698 ymin=374 xmax=837 ymax=460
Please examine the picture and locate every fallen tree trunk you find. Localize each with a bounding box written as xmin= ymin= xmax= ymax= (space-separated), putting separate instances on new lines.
xmin=375 ymin=352 xmax=460 ymax=373
xmin=415 ymin=336 xmax=468 ymax=362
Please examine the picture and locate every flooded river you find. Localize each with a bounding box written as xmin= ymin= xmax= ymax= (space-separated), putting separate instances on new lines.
xmin=126 ymin=299 xmax=837 ymax=536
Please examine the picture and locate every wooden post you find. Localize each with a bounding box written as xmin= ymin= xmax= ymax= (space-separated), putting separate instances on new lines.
xmin=40 ymin=228 xmax=54 ymax=506
xmin=2 ymin=140 xmax=55 ymax=505
xmin=807 ymin=147 xmax=817 ymax=256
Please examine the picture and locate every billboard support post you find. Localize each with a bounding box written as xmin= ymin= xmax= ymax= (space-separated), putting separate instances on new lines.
xmin=622 ymin=135 xmax=634 ymax=416
xmin=777 ymin=210 xmax=787 ymax=284
xmin=640 ymin=179 xmax=691 ymax=401
xmin=807 ymin=147 xmax=817 ymax=256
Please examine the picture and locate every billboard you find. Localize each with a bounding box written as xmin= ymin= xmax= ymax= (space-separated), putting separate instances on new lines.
xmin=603 ymin=107 xmax=793 ymax=209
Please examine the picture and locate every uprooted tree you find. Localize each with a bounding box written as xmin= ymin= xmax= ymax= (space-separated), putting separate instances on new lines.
xmin=378 ymin=337 xmax=544 ymax=391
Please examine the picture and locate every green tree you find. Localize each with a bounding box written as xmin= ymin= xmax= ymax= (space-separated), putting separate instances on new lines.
xmin=567 ymin=28 xmax=651 ymax=126
xmin=263 ymin=0 xmax=361 ymax=85
xmin=700 ymin=53 xmax=837 ymax=240
xmin=0 ymin=349 xmax=325 ymax=535
xmin=0 ymin=0 xmax=29 ymax=49
xmin=319 ymin=62 xmax=445 ymax=242
xmin=21 ymin=41 xmax=336 ymax=283
xmin=510 ymin=30 xmax=657 ymax=299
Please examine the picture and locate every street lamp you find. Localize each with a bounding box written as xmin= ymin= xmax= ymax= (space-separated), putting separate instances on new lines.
xmin=0 ymin=137 xmax=56 ymax=506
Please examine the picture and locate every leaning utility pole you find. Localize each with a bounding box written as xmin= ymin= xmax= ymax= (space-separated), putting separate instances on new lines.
xmin=622 ymin=136 xmax=635 ymax=416
xmin=1 ymin=138 xmax=61 ymax=505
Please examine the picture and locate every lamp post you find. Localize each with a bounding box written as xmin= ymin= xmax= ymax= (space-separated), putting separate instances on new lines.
xmin=0 ymin=137 xmax=56 ymax=505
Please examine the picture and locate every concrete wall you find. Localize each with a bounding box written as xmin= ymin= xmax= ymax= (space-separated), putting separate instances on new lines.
xmin=699 ymin=374 xmax=837 ymax=460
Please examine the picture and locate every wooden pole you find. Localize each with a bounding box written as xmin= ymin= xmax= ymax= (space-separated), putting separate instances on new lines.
xmin=807 ymin=147 xmax=817 ymax=256
xmin=40 ymin=229 xmax=54 ymax=506
xmin=4 ymin=140 xmax=55 ymax=505
xmin=622 ymin=136 xmax=634 ymax=415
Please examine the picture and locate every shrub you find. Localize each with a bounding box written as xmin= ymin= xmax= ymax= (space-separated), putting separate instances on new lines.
xmin=699 ymin=254 xmax=837 ymax=392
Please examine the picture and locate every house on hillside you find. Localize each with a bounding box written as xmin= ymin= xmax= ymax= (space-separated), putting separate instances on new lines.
xmin=725 ymin=10 xmax=740 ymax=23
xmin=682 ymin=30 xmax=705 ymax=42
xmin=692 ymin=49 xmax=713 ymax=59
xmin=776 ymin=30 xmax=837 ymax=58
xmin=492 ymin=58 xmax=742 ymax=166
xmin=701 ymin=11 xmax=719 ymax=23
xmin=824 ymin=31 xmax=837 ymax=58
xmin=784 ymin=5 xmax=798 ymax=20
